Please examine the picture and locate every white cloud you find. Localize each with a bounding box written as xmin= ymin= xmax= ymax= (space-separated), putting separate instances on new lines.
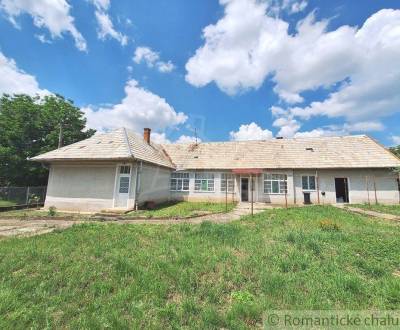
xmin=88 ymin=0 xmax=128 ymax=46
xmin=175 ymin=135 xmax=202 ymax=144
xmin=392 ymin=136 xmax=400 ymax=145
xmin=0 ymin=52 xmax=49 ymax=96
xmin=133 ymin=46 xmax=175 ymax=73
xmin=273 ymin=117 xmax=301 ymax=137
xmin=186 ymin=1 xmax=400 ymax=131
xmin=0 ymin=0 xmax=87 ymax=51
xmin=83 ymin=79 xmax=187 ymax=133
xmin=35 ymin=34 xmax=52 ymax=44
xmin=294 ymin=128 xmax=344 ymax=138
xmin=95 ymin=10 xmax=128 ymax=46
xmin=151 ymin=132 xmax=171 ymax=144
xmin=230 ymin=122 xmax=273 ymax=141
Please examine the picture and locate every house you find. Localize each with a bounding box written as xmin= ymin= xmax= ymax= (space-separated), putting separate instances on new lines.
xmin=31 ymin=127 xmax=400 ymax=212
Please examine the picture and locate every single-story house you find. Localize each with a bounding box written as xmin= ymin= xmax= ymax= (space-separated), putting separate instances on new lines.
xmin=31 ymin=127 xmax=400 ymax=212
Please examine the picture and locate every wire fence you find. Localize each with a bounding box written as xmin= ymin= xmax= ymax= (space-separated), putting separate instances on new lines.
xmin=0 ymin=186 xmax=47 ymax=207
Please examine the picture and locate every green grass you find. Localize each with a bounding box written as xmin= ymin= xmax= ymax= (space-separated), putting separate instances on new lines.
xmin=352 ymin=203 xmax=400 ymax=216
xmin=127 ymin=201 xmax=236 ymax=218
xmin=0 ymin=209 xmax=79 ymax=218
xmin=0 ymin=206 xmax=399 ymax=328
xmin=0 ymin=200 xmax=16 ymax=207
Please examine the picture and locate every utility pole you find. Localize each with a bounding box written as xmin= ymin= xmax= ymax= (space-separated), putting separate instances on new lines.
xmin=58 ymin=122 xmax=63 ymax=148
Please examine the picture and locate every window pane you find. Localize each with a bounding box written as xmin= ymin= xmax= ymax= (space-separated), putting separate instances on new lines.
xmin=302 ymin=176 xmax=308 ymax=190
xmin=272 ymin=181 xmax=279 ymax=193
xmin=309 ymin=176 xmax=316 ymax=190
xmin=119 ymin=177 xmax=130 ymax=193
xmin=183 ymin=179 xmax=189 ymax=190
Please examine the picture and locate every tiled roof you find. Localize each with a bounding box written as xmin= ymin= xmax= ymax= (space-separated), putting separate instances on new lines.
xmin=161 ymin=135 xmax=400 ymax=170
xmin=31 ymin=128 xmax=175 ymax=168
xmin=32 ymin=130 xmax=400 ymax=170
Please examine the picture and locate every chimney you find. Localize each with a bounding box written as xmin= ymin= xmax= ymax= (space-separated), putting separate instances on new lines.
xmin=144 ymin=128 xmax=151 ymax=144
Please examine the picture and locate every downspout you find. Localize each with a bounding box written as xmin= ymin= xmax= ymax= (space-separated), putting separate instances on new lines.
xmin=134 ymin=161 xmax=143 ymax=210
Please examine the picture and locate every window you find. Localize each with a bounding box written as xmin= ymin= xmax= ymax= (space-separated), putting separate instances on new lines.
xmin=195 ymin=173 xmax=214 ymax=192
xmin=264 ymin=174 xmax=287 ymax=194
xmin=170 ymin=172 xmax=189 ymax=191
xmin=221 ymin=173 xmax=235 ymax=192
xmin=120 ymin=165 xmax=131 ymax=174
xmin=119 ymin=177 xmax=130 ymax=193
xmin=302 ymin=176 xmax=316 ymax=191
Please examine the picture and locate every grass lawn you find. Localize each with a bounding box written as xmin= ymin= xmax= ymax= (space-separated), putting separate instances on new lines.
xmin=0 ymin=209 xmax=83 ymax=219
xmin=352 ymin=203 xmax=400 ymax=216
xmin=0 ymin=200 xmax=16 ymax=207
xmin=126 ymin=201 xmax=236 ymax=218
xmin=0 ymin=206 xmax=399 ymax=328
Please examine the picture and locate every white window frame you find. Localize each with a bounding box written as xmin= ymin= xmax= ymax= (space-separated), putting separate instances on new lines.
xmin=302 ymin=175 xmax=316 ymax=191
xmin=264 ymin=173 xmax=287 ymax=195
xmin=170 ymin=172 xmax=190 ymax=192
xmin=195 ymin=172 xmax=215 ymax=192
xmin=220 ymin=173 xmax=235 ymax=192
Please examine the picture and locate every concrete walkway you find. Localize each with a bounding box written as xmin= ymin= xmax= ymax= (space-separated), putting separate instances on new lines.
xmin=0 ymin=203 xmax=276 ymax=237
xmin=335 ymin=204 xmax=400 ymax=222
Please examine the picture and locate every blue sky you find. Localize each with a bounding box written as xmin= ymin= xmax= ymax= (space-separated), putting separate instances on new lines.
xmin=0 ymin=0 xmax=399 ymax=145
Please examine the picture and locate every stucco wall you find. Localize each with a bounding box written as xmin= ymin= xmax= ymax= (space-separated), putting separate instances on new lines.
xmin=294 ymin=169 xmax=400 ymax=205
xmin=136 ymin=163 xmax=172 ymax=205
xmin=45 ymin=163 xmax=117 ymax=212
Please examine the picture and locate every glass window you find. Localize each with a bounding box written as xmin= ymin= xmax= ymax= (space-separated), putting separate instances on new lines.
xmin=170 ymin=172 xmax=190 ymax=191
xmin=195 ymin=173 xmax=215 ymax=192
xmin=120 ymin=165 xmax=131 ymax=174
xmin=302 ymin=176 xmax=316 ymax=190
xmin=264 ymin=173 xmax=287 ymax=194
xmin=119 ymin=177 xmax=130 ymax=193
xmin=221 ymin=173 xmax=235 ymax=192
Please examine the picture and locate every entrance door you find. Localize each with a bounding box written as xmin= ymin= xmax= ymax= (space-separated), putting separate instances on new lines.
xmin=241 ymin=178 xmax=249 ymax=202
xmin=335 ymin=178 xmax=349 ymax=203
xmin=116 ymin=165 xmax=131 ymax=207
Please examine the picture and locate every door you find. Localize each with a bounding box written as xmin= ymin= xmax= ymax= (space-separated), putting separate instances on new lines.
xmin=335 ymin=178 xmax=349 ymax=203
xmin=116 ymin=165 xmax=131 ymax=207
xmin=241 ymin=178 xmax=249 ymax=202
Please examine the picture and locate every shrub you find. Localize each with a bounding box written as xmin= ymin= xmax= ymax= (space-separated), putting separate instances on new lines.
xmin=48 ymin=206 xmax=57 ymax=217
xmin=319 ymin=219 xmax=340 ymax=232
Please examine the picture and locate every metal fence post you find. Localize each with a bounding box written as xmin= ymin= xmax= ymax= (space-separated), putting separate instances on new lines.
xmin=25 ymin=186 xmax=30 ymax=205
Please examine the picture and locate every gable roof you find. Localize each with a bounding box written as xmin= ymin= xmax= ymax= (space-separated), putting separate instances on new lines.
xmin=30 ymin=128 xmax=174 ymax=168
xmin=161 ymin=135 xmax=400 ymax=170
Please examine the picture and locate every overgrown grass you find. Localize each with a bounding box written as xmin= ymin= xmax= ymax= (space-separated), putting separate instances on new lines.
xmin=0 ymin=206 xmax=399 ymax=328
xmin=127 ymin=201 xmax=236 ymax=218
xmin=352 ymin=203 xmax=400 ymax=216
xmin=0 ymin=200 xmax=16 ymax=207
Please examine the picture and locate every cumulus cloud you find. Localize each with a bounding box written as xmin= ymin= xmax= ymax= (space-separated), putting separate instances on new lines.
xmin=89 ymin=0 xmax=128 ymax=46
xmin=392 ymin=136 xmax=400 ymax=146
xmin=186 ymin=1 xmax=400 ymax=130
xmin=230 ymin=122 xmax=273 ymax=141
xmin=83 ymin=79 xmax=187 ymax=133
xmin=0 ymin=52 xmax=49 ymax=96
xmin=0 ymin=0 xmax=87 ymax=51
xmin=133 ymin=46 xmax=175 ymax=73
xmin=175 ymin=135 xmax=202 ymax=144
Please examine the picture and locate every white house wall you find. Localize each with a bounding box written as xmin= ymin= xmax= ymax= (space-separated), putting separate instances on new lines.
xmin=45 ymin=163 xmax=117 ymax=212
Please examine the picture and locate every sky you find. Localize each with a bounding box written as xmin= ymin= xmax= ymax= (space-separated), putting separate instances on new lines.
xmin=0 ymin=0 xmax=400 ymax=145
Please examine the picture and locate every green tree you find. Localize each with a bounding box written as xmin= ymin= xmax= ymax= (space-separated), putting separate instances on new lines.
xmin=390 ymin=145 xmax=400 ymax=158
xmin=0 ymin=94 xmax=95 ymax=186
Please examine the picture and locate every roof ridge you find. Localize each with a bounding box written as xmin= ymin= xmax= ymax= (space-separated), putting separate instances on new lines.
xmin=122 ymin=127 xmax=134 ymax=159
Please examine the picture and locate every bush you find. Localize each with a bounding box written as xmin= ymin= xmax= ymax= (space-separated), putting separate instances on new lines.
xmin=319 ymin=219 xmax=340 ymax=232
xmin=48 ymin=206 xmax=57 ymax=217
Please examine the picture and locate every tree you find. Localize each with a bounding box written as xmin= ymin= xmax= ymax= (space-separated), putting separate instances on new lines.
xmin=0 ymin=94 xmax=95 ymax=186
xmin=390 ymin=145 xmax=400 ymax=158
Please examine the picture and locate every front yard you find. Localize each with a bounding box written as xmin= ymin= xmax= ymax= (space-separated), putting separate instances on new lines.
xmin=0 ymin=206 xmax=399 ymax=328
xmin=352 ymin=203 xmax=400 ymax=216
xmin=126 ymin=201 xmax=236 ymax=218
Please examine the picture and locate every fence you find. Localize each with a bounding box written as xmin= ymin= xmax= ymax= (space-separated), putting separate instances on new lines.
xmin=0 ymin=186 xmax=47 ymax=207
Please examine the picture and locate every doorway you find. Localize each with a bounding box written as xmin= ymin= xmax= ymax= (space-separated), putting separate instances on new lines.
xmin=241 ymin=178 xmax=249 ymax=202
xmin=335 ymin=178 xmax=349 ymax=203
xmin=115 ymin=165 xmax=131 ymax=207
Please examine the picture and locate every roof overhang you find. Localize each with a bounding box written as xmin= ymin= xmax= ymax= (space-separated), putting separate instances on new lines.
xmin=231 ymin=168 xmax=263 ymax=174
